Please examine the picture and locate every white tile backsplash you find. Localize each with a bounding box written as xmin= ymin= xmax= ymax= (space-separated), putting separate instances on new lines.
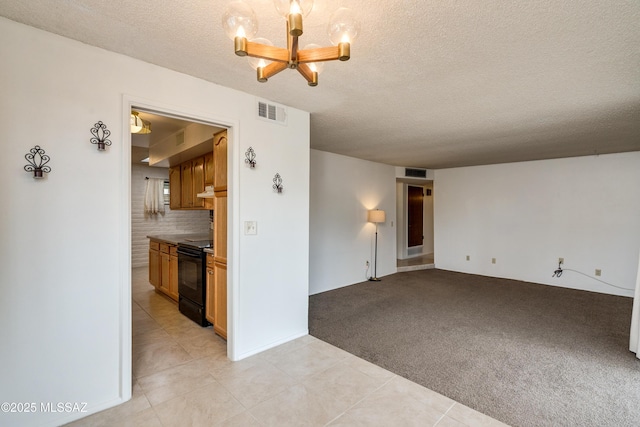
xmin=131 ymin=163 xmax=210 ymax=267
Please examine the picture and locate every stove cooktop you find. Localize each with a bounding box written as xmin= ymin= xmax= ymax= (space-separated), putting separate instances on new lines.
xmin=178 ymin=240 xmax=213 ymax=249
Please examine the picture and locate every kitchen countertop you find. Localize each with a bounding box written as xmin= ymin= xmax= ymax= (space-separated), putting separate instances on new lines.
xmin=203 ymin=248 xmax=214 ymax=255
xmin=147 ymin=233 xmax=211 ymax=246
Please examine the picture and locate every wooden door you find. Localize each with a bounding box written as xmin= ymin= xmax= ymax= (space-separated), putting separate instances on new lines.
xmin=192 ymin=157 xmax=205 ymax=208
xmin=408 ymin=186 xmax=424 ymax=247
xmin=169 ymin=166 xmax=181 ymax=209
xmin=204 ymin=152 xmax=214 ymax=186
xmin=160 ymin=252 xmax=170 ymax=294
xmin=214 ymin=193 xmax=227 ymax=262
xmin=213 ymin=130 xmax=227 ymax=192
xmin=149 ymin=247 xmax=161 ymax=288
xmin=181 ymin=161 xmax=193 ymax=208
xmin=214 ymin=260 xmax=227 ymax=339
xmin=169 ymin=253 xmax=179 ymax=301
xmin=205 ymin=254 xmax=215 ymax=324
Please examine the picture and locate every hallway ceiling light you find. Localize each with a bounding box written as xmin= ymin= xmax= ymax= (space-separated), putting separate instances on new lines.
xmin=130 ymin=111 xmax=152 ymax=134
xmin=222 ymin=0 xmax=359 ymax=86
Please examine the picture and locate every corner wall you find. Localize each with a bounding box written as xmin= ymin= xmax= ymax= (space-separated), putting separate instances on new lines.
xmin=309 ymin=150 xmax=397 ymax=295
xmin=434 ymin=152 xmax=640 ymax=297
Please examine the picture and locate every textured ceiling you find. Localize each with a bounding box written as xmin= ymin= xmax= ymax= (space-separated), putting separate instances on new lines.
xmin=1 ymin=0 xmax=639 ymax=168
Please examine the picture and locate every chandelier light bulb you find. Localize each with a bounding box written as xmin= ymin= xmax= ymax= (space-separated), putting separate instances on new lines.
xmin=222 ymin=1 xmax=259 ymax=40
xmin=327 ymin=7 xmax=359 ymax=45
xmin=273 ymin=0 xmax=314 ymax=18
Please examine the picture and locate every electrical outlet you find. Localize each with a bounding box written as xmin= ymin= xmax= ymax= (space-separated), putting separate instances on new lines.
xmin=244 ymin=221 xmax=257 ymax=235
xmin=559 ymin=257 xmax=564 ymax=264
xmin=492 ymin=258 xmax=496 ymax=264
xmin=365 ymin=260 xmax=370 ymax=268
xmin=466 ymin=255 xmax=470 ymax=261
xmin=595 ymin=269 xmax=601 ymax=277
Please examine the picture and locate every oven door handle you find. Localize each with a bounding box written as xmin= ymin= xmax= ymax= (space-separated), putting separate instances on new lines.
xmin=177 ymin=248 xmax=201 ymax=257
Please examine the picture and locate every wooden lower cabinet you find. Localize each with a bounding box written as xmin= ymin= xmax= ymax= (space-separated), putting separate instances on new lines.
xmin=149 ymin=244 xmax=161 ymax=288
xmin=160 ymin=252 xmax=170 ymax=294
xmin=149 ymin=239 xmax=178 ymax=302
xmin=205 ymin=253 xmax=227 ymax=339
xmin=214 ymin=259 xmax=227 ymax=339
xmin=169 ymin=248 xmax=179 ymax=301
xmin=205 ymin=254 xmax=215 ymax=324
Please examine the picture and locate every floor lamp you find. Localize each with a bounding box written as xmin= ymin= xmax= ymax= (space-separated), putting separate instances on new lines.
xmin=368 ymin=209 xmax=386 ymax=281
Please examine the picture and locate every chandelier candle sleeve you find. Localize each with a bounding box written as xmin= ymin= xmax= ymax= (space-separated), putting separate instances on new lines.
xmin=222 ymin=0 xmax=359 ymax=86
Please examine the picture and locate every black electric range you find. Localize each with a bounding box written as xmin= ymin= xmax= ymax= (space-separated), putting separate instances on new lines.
xmin=176 ymin=240 xmax=213 ymax=326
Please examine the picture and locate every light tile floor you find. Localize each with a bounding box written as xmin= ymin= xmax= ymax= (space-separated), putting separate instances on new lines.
xmin=397 ymin=253 xmax=435 ymax=272
xmin=67 ymin=267 xmax=507 ymax=426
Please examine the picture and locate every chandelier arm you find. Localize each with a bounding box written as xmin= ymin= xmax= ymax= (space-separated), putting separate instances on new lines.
xmin=298 ymin=46 xmax=344 ymax=63
xmin=260 ymin=62 xmax=288 ymax=81
xmin=297 ymin=63 xmax=318 ymax=86
xmin=244 ymin=41 xmax=289 ymax=62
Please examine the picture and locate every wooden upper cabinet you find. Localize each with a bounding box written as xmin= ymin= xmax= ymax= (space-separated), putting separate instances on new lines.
xmin=169 ymin=166 xmax=181 ymax=210
xmin=213 ymin=130 xmax=227 ymax=192
xmin=181 ymin=161 xmax=193 ymax=208
xmin=192 ymin=157 xmax=205 ymax=208
xmin=204 ymin=152 xmax=214 ymax=186
xmin=169 ymin=153 xmax=213 ymax=210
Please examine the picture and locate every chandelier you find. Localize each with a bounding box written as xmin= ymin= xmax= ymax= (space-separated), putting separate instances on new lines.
xmin=222 ymin=0 xmax=359 ymax=86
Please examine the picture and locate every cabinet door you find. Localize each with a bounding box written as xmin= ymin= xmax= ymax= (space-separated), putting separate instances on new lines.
xmin=192 ymin=157 xmax=205 ymax=208
xmin=160 ymin=252 xmax=170 ymax=294
xmin=213 ymin=130 xmax=227 ymax=192
xmin=213 ymin=260 xmax=227 ymax=339
xmin=181 ymin=161 xmax=193 ymax=208
xmin=214 ymin=194 xmax=227 ymax=263
xmin=204 ymin=152 xmax=214 ymax=186
xmin=149 ymin=249 xmax=161 ymax=288
xmin=169 ymin=254 xmax=179 ymax=301
xmin=169 ymin=166 xmax=181 ymax=209
xmin=205 ymin=254 xmax=215 ymax=324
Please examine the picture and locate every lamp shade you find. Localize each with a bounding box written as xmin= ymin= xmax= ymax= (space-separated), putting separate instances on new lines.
xmin=368 ymin=209 xmax=386 ymax=223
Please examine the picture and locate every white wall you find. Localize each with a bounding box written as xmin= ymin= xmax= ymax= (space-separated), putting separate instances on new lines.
xmin=0 ymin=17 xmax=309 ymax=427
xmin=434 ymin=152 xmax=640 ymax=297
xmin=130 ymin=163 xmax=210 ymax=267
xmin=310 ymin=150 xmax=396 ymax=295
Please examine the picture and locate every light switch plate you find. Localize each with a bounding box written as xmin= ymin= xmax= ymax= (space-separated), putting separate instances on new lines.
xmin=245 ymin=221 xmax=257 ymax=235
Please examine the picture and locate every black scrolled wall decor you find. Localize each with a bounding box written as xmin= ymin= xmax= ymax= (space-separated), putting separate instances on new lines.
xmin=272 ymin=173 xmax=283 ymax=193
xmin=24 ymin=145 xmax=51 ymax=178
xmin=245 ymin=147 xmax=256 ymax=168
xmin=90 ymin=121 xmax=112 ymax=151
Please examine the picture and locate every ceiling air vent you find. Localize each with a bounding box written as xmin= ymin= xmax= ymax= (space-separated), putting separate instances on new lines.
xmin=405 ymin=168 xmax=427 ymax=178
xmin=257 ymin=99 xmax=288 ymax=125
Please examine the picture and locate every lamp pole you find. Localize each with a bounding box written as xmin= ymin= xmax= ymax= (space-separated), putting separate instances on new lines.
xmin=370 ymin=221 xmax=381 ymax=281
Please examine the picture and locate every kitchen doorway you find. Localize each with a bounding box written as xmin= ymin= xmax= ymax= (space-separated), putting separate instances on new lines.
xmin=127 ymin=103 xmax=233 ymax=384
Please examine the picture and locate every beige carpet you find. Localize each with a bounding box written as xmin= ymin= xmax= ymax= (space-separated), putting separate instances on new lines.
xmin=309 ymin=269 xmax=640 ymax=427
